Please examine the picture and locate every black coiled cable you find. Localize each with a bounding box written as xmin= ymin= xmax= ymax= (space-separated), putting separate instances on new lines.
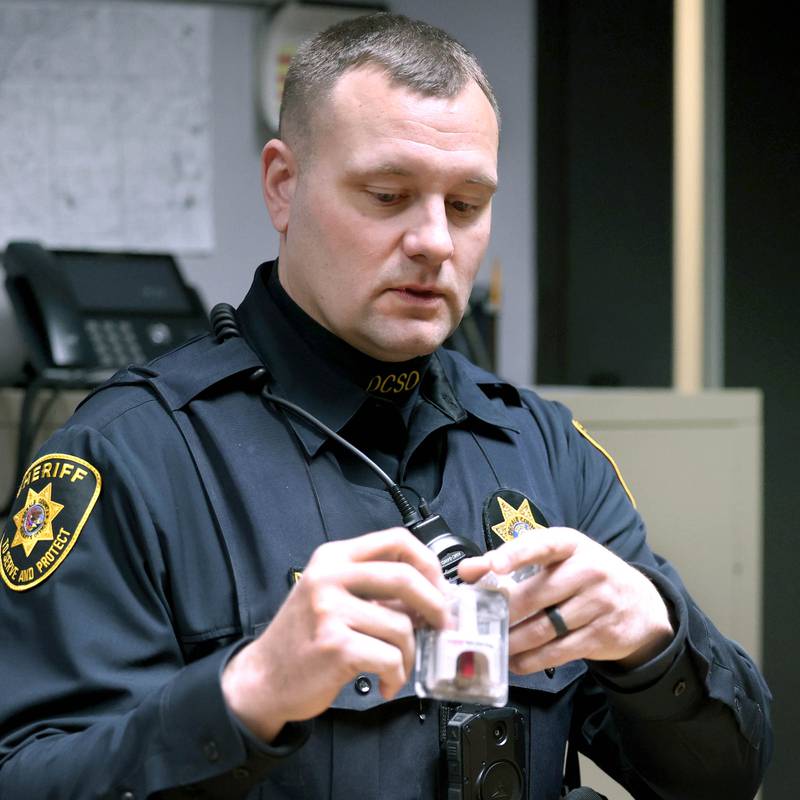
xmin=209 ymin=303 xmax=240 ymax=342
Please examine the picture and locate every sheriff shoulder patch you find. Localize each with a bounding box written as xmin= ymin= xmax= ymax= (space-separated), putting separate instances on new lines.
xmin=482 ymin=489 xmax=550 ymax=551
xmin=1 ymin=454 xmax=101 ymax=591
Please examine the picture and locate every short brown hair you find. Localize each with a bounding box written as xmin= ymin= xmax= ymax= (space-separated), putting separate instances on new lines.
xmin=279 ymin=12 xmax=500 ymax=155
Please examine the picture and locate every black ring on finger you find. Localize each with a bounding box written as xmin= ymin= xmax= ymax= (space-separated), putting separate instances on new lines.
xmin=545 ymin=605 xmax=569 ymax=639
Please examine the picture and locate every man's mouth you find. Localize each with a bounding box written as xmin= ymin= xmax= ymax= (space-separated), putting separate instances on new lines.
xmin=392 ymin=286 xmax=443 ymax=302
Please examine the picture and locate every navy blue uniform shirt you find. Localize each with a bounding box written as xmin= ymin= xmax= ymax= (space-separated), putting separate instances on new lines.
xmin=0 ymin=263 xmax=772 ymax=799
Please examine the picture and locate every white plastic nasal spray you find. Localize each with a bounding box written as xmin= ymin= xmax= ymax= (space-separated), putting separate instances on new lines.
xmin=415 ymin=558 xmax=539 ymax=707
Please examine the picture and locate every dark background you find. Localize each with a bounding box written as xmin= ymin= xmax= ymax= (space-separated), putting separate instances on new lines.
xmin=536 ymin=1 xmax=798 ymax=795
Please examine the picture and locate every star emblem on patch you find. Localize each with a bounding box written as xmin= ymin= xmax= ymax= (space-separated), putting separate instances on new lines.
xmin=482 ymin=489 xmax=550 ymax=551
xmin=12 ymin=483 xmax=64 ymax=558
xmin=491 ymin=496 xmax=544 ymax=543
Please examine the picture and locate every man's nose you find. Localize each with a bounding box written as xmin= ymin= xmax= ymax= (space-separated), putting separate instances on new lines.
xmin=402 ymin=199 xmax=455 ymax=265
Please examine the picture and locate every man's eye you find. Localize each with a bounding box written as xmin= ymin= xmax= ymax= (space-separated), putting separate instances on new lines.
xmin=371 ymin=192 xmax=402 ymax=204
xmin=449 ymin=199 xmax=480 ymax=215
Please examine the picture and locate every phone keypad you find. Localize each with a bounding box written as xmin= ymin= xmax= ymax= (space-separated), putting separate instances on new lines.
xmin=85 ymin=319 xmax=147 ymax=367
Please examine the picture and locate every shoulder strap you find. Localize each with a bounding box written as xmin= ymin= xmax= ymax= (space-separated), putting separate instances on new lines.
xmin=146 ymin=335 xmax=263 ymax=410
xmin=130 ymin=338 xmax=264 ymax=634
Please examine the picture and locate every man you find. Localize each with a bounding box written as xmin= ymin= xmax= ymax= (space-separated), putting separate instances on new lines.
xmin=0 ymin=13 xmax=771 ymax=799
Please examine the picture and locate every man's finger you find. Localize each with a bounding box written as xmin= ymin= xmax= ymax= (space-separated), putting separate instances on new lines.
xmin=340 ymin=596 xmax=417 ymax=680
xmin=459 ymin=528 xmax=580 ymax=581
xmin=317 ymin=528 xmax=447 ymax=591
xmin=338 ymin=561 xmax=449 ymax=628
xmin=504 ymin=557 xmax=601 ymax=624
xmin=340 ymin=628 xmax=412 ymax=700
xmin=509 ymin=622 xmax=599 ymax=675
xmin=508 ymin=593 xmax=597 ymax=654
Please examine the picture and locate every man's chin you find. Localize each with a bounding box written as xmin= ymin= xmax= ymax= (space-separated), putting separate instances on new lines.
xmin=358 ymin=329 xmax=448 ymax=362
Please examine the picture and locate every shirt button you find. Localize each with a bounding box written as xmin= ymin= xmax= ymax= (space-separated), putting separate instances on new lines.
xmin=203 ymin=740 xmax=220 ymax=762
xmin=120 ymin=793 xmax=135 ymax=800
xmin=673 ymin=679 xmax=687 ymax=696
xmin=354 ymin=675 xmax=372 ymax=695
xmin=545 ymin=667 xmax=556 ymax=679
xmin=233 ymin=767 xmax=251 ymax=780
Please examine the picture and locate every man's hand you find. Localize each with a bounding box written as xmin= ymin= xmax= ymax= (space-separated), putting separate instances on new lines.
xmin=221 ymin=528 xmax=448 ymax=742
xmin=458 ymin=528 xmax=674 ymax=675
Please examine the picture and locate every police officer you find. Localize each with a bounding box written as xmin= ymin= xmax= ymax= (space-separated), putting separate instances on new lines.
xmin=0 ymin=13 xmax=771 ymax=800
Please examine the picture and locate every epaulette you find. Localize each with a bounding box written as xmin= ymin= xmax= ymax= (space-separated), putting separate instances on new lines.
xmin=77 ymin=334 xmax=262 ymax=414
xmin=140 ymin=334 xmax=263 ymax=410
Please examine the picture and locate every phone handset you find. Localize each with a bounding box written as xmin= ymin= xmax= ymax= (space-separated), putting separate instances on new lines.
xmin=4 ymin=241 xmax=93 ymax=370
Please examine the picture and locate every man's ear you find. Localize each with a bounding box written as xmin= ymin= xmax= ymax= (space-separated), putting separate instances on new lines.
xmin=261 ymin=139 xmax=297 ymax=234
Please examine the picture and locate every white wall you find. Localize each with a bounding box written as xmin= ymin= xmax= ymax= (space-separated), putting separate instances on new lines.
xmin=0 ymin=0 xmax=535 ymax=385
xmin=178 ymin=5 xmax=279 ymax=314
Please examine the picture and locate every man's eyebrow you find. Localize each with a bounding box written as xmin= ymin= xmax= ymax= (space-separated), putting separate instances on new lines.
xmin=357 ymin=163 xmax=497 ymax=192
xmin=465 ymin=174 xmax=498 ymax=192
xmin=359 ymin=163 xmax=413 ymax=177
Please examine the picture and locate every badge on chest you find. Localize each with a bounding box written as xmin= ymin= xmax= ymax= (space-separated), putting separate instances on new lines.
xmin=482 ymin=489 xmax=550 ymax=551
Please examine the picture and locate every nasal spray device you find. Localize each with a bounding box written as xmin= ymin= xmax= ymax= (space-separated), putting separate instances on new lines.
xmin=415 ymin=555 xmax=539 ymax=707
xmin=210 ymin=304 xmax=531 ymax=708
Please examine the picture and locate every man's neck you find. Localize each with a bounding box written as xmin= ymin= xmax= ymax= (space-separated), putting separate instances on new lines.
xmin=265 ymin=260 xmax=431 ymax=404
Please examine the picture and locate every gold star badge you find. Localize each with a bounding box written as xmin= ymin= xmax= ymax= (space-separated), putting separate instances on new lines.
xmin=491 ymin=496 xmax=544 ymax=543
xmin=482 ymin=490 xmax=550 ymax=552
xmin=12 ymin=483 xmax=64 ymax=558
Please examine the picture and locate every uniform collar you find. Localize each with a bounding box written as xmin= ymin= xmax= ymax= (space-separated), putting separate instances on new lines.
xmin=237 ymin=261 xmax=520 ymax=455
xmin=237 ymin=261 xmax=427 ymax=455
xmin=432 ymin=349 xmax=522 ymax=434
